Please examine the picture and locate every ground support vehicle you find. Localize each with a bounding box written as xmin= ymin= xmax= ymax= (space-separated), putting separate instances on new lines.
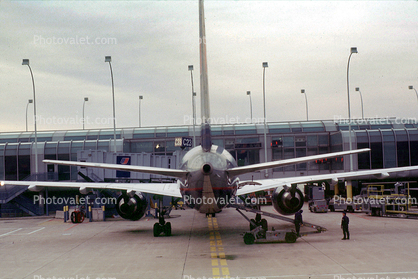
xmin=358 ymin=182 xmax=418 ymax=217
xmin=309 ymin=199 xmax=328 ymax=213
xmin=307 ymin=185 xmax=328 ymax=213
xmin=230 ymin=204 xmax=327 ymax=245
xmin=328 ymin=197 xmax=361 ymax=212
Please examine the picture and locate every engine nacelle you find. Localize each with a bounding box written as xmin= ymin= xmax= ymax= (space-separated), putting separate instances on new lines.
xmin=116 ymin=193 xmax=147 ymax=221
xmin=272 ymin=187 xmax=304 ymax=215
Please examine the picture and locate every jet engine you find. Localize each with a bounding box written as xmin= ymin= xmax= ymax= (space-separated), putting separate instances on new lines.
xmin=272 ymin=186 xmax=304 ymax=215
xmin=116 ymin=193 xmax=147 ymax=221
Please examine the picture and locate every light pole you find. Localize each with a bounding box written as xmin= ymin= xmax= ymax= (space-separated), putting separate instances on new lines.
xmin=247 ymin=91 xmax=253 ymax=123
xmin=355 ymin=87 xmax=364 ymax=119
xmin=105 ymin=56 xmax=117 ymax=153
xmin=301 ymin=89 xmax=308 ymax=121
xmin=22 ymin=59 xmax=38 ymax=176
xmin=26 ymin=99 xmax=33 ymax=132
xmin=409 ymin=86 xmax=418 ymax=110
xmin=189 ymin=65 xmax=196 ymax=147
xmin=139 ymin=95 xmax=143 ymax=127
xmin=82 ymin=97 xmax=88 ymax=130
xmin=262 ymin=62 xmax=268 ymax=177
xmin=347 ymin=47 xmax=358 ymax=172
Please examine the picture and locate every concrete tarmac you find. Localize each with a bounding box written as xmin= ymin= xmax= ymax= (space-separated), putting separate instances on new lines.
xmin=0 ymin=205 xmax=417 ymax=279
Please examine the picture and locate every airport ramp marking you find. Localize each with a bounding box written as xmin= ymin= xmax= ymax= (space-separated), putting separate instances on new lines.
xmin=243 ymin=271 xmax=418 ymax=278
xmin=27 ymin=227 xmax=45 ymax=235
xmin=0 ymin=228 xmax=22 ymax=237
xmin=7 ymin=227 xmax=46 ymax=236
xmin=38 ymin=219 xmax=62 ymax=226
xmin=64 ymin=223 xmax=80 ymax=231
xmin=208 ymin=216 xmax=230 ymax=278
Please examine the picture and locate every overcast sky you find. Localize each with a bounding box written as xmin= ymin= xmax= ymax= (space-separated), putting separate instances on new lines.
xmin=0 ymin=0 xmax=417 ymax=132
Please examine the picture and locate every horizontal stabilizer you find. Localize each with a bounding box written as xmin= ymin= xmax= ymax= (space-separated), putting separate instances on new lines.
xmin=228 ymin=148 xmax=370 ymax=177
xmin=237 ymin=164 xmax=418 ymax=196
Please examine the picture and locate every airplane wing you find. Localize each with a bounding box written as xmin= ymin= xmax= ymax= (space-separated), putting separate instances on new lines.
xmin=0 ymin=180 xmax=182 ymax=198
xmin=43 ymin=149 xmax=368 ymax=180
xmin=227 ymin=148 xmax=370 ymax=177
xmin=236 ymin=165 xmax=418 ymax=196
xmin=43 ymin=159 xmax=188 ymax=179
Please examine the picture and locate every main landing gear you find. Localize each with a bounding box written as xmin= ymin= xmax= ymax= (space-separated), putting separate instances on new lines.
xmin=250 ymin=213 xmax=268 ymax=231
xmin=153 ymin=218 xmax=171 ymax=237
xmin=153 ymin=196 xmax=172 ymax=237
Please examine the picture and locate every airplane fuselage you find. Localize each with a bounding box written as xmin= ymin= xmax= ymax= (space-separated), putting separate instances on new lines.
xmin=179 ymin=145 xmax=239 ymax=214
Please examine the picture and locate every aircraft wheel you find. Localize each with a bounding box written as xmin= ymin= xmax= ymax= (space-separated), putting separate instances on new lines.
xmin=260 ymin=219 xmax=268 ymax=231
xmin=243 ymin=233 xmax=255 ymax=245
xmin=250 ymin=219 xmax=257 ymax=231
xmin=285 ymin=232 xmax=297 ymax=243
xmin=164 ymin=222 xmax=172 ymax=236
xmin=153 ymin=223 xmax=162 ymax=237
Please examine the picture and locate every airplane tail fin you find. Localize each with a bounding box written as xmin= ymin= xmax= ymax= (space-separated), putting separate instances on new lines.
xmin=199 ymin=0 xmax=212 ymax=152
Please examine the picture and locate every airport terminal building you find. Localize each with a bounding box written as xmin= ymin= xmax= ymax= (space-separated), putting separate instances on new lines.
xmin=1 ymin=117 xmax=418 ymax=215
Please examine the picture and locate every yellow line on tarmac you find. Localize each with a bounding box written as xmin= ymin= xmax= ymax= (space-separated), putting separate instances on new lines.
xmin=208 ymin=216 xmax=230 ymax=279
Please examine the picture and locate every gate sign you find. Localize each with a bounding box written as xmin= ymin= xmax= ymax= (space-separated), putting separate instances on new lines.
xmin=175 ymin=137 xmax=193 ymax=148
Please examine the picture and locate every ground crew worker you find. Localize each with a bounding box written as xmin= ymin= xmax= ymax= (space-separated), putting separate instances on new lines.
xmin=341 ymin=211 xmax=350 ymax=240
xmin=294 ymin=210 xmax=303 ymax=237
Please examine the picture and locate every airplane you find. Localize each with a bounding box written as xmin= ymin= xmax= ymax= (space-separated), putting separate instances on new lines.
xmin=2 ymin=0 xmax=418 ymax=237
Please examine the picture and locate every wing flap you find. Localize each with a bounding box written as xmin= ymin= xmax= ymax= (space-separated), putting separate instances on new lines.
xmin=1 ymin=181 xmax=182 ymax=198
xmin=43 ymin=159 xmax=188 ymax=179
